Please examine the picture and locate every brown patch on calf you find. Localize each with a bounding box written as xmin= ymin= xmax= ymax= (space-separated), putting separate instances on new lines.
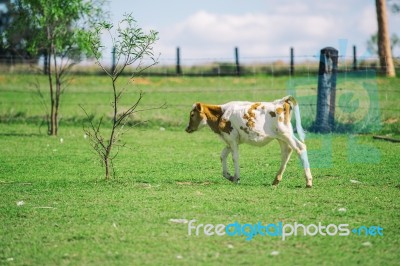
xmin=243 ymin=102 xmax=261 ymax=128
xmin=246 ymin=120 xmax=255 ymax=128
xmin=198 ymin=104 xmax=233 ymax=135
xmin=269 ymin=111 xmax=276 ymax=117
xmin=283 ymin=102 xmax=291 ymax=125
xmin=202 ymin=104 xmax=223 ymax=134
xmin=276 ymin=106 xmax=284 ymax=123
xmin=219 ymin=119 xmax=233 ymax=134
xmin=285 ymin=98 xmax=294 ymax=110
xmin=250 ymin=102 xmax=261 ymax=112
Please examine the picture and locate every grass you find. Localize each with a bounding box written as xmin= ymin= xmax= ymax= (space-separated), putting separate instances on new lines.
xmin=0 ymin=74 xmax=400 ymax=265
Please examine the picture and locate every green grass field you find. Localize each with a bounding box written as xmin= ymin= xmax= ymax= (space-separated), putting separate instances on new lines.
xmin=1 ymin=74 xmax=399 ymax=265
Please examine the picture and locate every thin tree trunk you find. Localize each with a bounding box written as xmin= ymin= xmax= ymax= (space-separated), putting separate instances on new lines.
xmin=105 ymin=156 xmax=110 ymax=179
xmin=54 ymin=62 xmax=61 ymax=136
xmin=47 ymin=49 xmax=56 ymax=136
xmin=376 ymin=0 xmax=396 ymax=77
xmin=47 ymin=27 xmax=57 ymax=136
xmin=103 ymin=81 xmax=119 ymax=179
xmin=52 ymin=42 xmax=61 ymax=136
xmin=104 ymin=145 xmax=112 ymax=179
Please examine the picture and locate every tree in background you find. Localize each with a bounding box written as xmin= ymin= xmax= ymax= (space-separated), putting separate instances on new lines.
xmin=375 ymin=0 xmax=396 ymax=77
xmin=388 ymin=0 xmax=400 ymax=12
xmin=82 ymin=14 xmax=163 ymax=179
xmin=367 ymin=33 xmax=400 ymax=56
xmin=0 ymin=0 xmax=12 ymax=62
xmin=5 ymin=0 xmax=104 ymax=135
xmin=0 ymin=0 xmax=36 ymax=64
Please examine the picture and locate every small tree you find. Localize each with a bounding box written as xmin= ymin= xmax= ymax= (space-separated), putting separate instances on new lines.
xmin=82 ymin=14 xmax=162 ymax=179
xmin=6 ymin=0 xmax=104 ymax=135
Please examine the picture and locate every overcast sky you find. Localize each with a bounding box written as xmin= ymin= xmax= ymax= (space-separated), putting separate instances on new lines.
xmin=103 ymin=0 xmax=400 ymax=64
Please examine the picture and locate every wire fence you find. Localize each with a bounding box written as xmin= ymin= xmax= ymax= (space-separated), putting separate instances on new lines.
xmin=0 ymin=50 xmax=399 ymax=77
xmin=0 ymin=49 xmax=399 ymax=134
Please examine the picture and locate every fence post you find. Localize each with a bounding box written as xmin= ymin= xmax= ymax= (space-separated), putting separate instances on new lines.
xmin=315 ymin=47 xmax=338 ymax=133
xmin=353 ymin=45 xmax=357 ymax=71
xmin=111 ymin=47 xmax=116 ymax=74
xmin=176 ymin=47 xmax=182 ymax=75
xmin=234 ymin=47 xmax=240 ymax=76
xmin=290 ymin=47 xmax=294 ymax=75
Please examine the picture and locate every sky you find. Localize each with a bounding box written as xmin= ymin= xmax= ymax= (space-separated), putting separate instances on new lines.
xmin=102 ymin=0 xmax=400 ymax=65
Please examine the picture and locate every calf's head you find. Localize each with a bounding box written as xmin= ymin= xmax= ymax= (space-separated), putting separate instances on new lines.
xmin=185 ymin=103 xmax=207 ymax=133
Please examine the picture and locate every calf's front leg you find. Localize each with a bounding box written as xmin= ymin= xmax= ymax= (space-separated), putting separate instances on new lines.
xmin=221 ymin=145 xmax=240 ymax=183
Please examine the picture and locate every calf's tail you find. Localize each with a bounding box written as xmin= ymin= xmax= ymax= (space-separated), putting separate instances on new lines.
xmin=284 ymin=95 xmax=306 ymax=142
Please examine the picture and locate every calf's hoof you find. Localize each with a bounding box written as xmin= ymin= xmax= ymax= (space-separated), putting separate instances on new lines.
xmin=305 ymin=178 xmax=312 ymax=188
xmin=272 ymin=179 xmax=280 ymax=186
xmin=226 ymin=175 xmax=240 ymax=184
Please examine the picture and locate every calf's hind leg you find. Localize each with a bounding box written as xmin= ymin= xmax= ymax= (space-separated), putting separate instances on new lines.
xmin=279 ymin=134 xmax=313 ymax=188
xmin=231 ymin=143 xmax=240 ymax=183
xmin=272 ymin=139 xmax=293 ymax=186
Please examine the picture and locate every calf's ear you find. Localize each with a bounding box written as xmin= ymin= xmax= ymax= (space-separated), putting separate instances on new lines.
xmin=195 ymin=102 xmax=203 ymax=112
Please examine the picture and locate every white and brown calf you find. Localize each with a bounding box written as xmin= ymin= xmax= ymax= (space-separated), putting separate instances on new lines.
xmin=185 ymin=95 xmax=313 ymax=188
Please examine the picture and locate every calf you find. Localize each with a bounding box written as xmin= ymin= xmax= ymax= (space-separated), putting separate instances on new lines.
xmin=185 ymin=95 xmax=313 ymax=188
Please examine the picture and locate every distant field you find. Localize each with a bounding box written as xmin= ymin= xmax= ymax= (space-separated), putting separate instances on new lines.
xmin=0 ymin=74 xmax=399 ymax=265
